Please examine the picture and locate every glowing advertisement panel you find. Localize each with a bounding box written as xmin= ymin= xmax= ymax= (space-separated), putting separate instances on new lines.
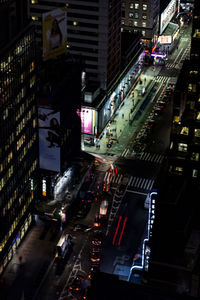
xmin=38 ymin=107 xmax=61 ymax=172
xmin=78 ymin=107 xmax=95 ymax=135
xmin=158 ymin=35 xmax=172 ymax=44
xmin=42 ymin=7 xmax=67 ymax=61
xmin=160 ymin=0 xmax=176 ymax=34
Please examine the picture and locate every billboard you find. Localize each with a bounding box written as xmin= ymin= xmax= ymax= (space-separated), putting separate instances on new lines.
xmin=42 ymin=7 xmax=67 ymax=61
xmin=160 ymin=0 xmax=176 ymax=34
xmin=77 ymin=107 xmax=95 ymax=135
xmin=38 ymin=107 xmax=61 ymax=172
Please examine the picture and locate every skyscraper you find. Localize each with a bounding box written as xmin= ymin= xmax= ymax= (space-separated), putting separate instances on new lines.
xmin=29 ymin=0 xmax=122 ymax=90
xmin=0 ymin=1 xmax=38 ymax=275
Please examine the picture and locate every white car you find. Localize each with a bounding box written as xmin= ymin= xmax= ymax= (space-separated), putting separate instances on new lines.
xmin=99 ymin=200 xmax=108 ymax=216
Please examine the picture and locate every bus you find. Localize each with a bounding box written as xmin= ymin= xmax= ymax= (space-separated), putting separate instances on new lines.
xmin=55 ymin=233 xmax=72 ymax=260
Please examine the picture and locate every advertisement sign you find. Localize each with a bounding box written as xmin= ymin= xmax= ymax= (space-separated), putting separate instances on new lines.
xmin=77 ymin=107 xmax=95 ymax=135
xmin=38 ymin=107 xmax=61 ymax=172
xmin=160 ymin=0 xmax=176 ymax=34
xmin=158 ymin=35 xmax=172 ymax=44
xmin=42 ymin=7 xmax=67 ymax=61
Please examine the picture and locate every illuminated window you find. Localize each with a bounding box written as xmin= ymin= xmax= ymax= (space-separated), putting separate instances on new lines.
xmin=31 ymin=16 xmax=38 ymax=21
xmin=180 ymin=127 xmax=189 ymax=135
xmin=30 ymin=76 xmax=35 ymax=88
xmin=196 ymin=112 xmax=200 ymax=120
xmin=194 ymin=128 xmax=200 ymax=137
xmin=135 ymin=3 xmax=139 ymax=9
xmin=142 ymin=22 xmax=146 ymax=27
xmin=30 ymin=61 xmax=35 ymax=72
xmin=188 ymin=83 xmax=196 ymax=93
xmin=130 ymin=3 xmax=133 ymax=9
xmin=192 ymin=169 xmax=198 ymax=178
xmin=175 ymin=166 xmax=183 ymax=174
xmin=142 ymin=13 xmax=147 ymax=20
xmin=189 ymin=70 xmax=198 ymax=75
xmin=129 ymin=13 xmax=134 ymax=18
xmin=178 ymin=143 xmax=187 ymax=152
xmin=134 ymin=12 xmax=139 ymax=18
xmin=31 ymin=0 xmax=38 ymax=3
xmin=143 ymin=4 xmax=147 ymax=10
xmin=33 ymin=119 xmax=37 ymax=128
xmin=191 ymin=152 xmax=199 ymax=161
xmin=134 ymin=21 xmax=138 ymax=26
xmin=142 ymin=30 xmax=145 ymax=36
xmin=73 ymin=21 xmax=78 ymax=26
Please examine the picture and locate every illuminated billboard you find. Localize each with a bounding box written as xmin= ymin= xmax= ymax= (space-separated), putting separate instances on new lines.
xmin=160 ymin=0 xmax=176 ymax=34
xmin=38 ymin=107 xmax=61 ymax=172
xmin=77 ymin=107 xmax=95 ymax=135
xmin=42 ymin=7 xmax=67 ymax=61
xmin=158 ymin=35 xmax=172 ymax=44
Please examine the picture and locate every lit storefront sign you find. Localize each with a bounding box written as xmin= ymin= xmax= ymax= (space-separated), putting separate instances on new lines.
xmin=160 ymin=0 xmax=176 ymax=34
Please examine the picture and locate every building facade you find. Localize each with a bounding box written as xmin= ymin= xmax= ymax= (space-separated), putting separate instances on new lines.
xmin=121 ymin=0 xmax=160 ymax=47
xmin=0 ymin=20 xmax=38 ymax=276
xmin=29 ymin=0 xmax=122 ymax=91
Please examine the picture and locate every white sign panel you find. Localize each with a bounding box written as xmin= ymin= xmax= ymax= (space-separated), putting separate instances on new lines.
xmin=160 ymin=0 xmax=176 ymax=34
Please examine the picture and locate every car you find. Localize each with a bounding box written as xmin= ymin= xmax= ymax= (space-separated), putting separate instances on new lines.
xmin=89 ymin=251 xmax=101 ymax=264
xmin=91 ymin=247 xmax=101 ymax=253
xmin=67 ymin=275 xmax=85 ymax=293
xmin=99 ymin=200 xmax=108 ymax=216
xmin=91 ymin=230 xmax=103 ymax=246
xmin=155 ymin=103 xmax=164 ymax=110
xmin=93 ymin=215 xmax=101 ymax=227
xmin=72 ymin=224 xmax=93 ymax=232
xmin=153 ymin=107 xmax=162 ymax=116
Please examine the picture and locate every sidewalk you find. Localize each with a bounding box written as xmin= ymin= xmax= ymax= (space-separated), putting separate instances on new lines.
xmin=84 ymin=70 xmax=161 ymax=156
xmin=0 ymin=217 xmax=54 ymax=300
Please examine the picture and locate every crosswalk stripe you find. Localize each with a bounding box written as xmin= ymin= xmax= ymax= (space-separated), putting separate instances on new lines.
xmin=117 ymin=174 xmax=123 ymax=184
xmin=131 ymin=176 xmax=137 ymax=186
xmin=124 ymin=148 xmax=129 ymax=157
xmin=151 ymin=153 xmax=157 ymax=162
xmin=149 ymin=180 xmax=154 ymax=190
xmin=128 ymin=176 xmax=133 ymax=186
xmin=143 ymin=179 xmax=149 ymax=190
xmin=146 ymin=179 xmax=153 ymax=190
xmin=140 ymin=178 xmax=146 ymax=189
xmin=146 ymin=153 xmax=151 ymax=161
xmin=136 ymin=178 xmax=142 ymax=188
xmin=133 ymin=177 xmax=139 ymax=187
xmin=157 ymin=154 xmax=163 ymax=163
xmin=122 ymin=149 xmax=126 ymax=156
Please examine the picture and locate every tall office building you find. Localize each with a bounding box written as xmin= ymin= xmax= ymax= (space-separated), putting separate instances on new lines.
xmin=121 ymin=0 xmax=160 ymax=47
xmin=29 ymin=0 xmax=122 ymax=90
xmin=0 ymin=1 xmax=38 ymax=276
